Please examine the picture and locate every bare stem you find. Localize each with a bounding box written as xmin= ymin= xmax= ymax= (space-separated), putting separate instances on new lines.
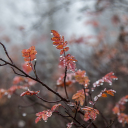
xmin=35 ymin=95 xmax=62 ymax=103
xmin=64 ymin=66 xmax=69 ymax=100
xmin=65 ymin=111 xmax=86 ymax=128
xmin=0 ymin=42 xmax=13 ymax=64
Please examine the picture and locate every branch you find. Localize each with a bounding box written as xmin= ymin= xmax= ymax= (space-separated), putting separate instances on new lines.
xmin=0 ymin=63 xmax=7 ymax=66
xmin=64 ymin=66 xmax=69 ymax=100
xmin=11 ymin=67 xmax=26 ymax=77
xmin=33 ymin=60 xmax=39 ymax=79
xmin=0 ymin=42 xmax=13 ymax=64
xmin=35 ymin=95 xmax=62 ymax=103
xmin=65 ymin=111 xmax=86 ymax=128
xmin=74 ymin=102 xmax=80 ymax=119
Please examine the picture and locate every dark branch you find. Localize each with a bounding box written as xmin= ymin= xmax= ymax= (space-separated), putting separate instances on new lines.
xmin=11 ymin=67 xmax=26 ymax=77
xmin=35 ymin=95 xmax=62 ymax=103
xmin=64 ymin=66 xmax=69 ymax=100
xmin=0 ymin=42 xmax=13 ymax=64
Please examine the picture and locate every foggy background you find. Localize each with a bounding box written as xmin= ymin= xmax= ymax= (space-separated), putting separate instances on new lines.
xmin=0 ymin=0 xmax=128 ymax=128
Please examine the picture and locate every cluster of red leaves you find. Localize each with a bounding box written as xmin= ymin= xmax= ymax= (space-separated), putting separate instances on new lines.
xmin=22 ymin=46 xmax=37 ymax=62
xmin=0 ymin=75 xmax=37 ymax=99
xmin=51 ymin=30 xmax=77 ymax=72
xmin=92 ymin=72 xmax=118 ymax=89
xmin=20 ymin=89 xmax=40 ymax=96
xmin=75 ymin=69 xmax=90 ymax=88
xmin=35 ymin=110 xmax=52 ymax=123
xmin=113 ymin=95 xmax=128 ymax=126
xmin=59 ymin=54 xmax=77 ymax=72
xmin=93 ymin=88 xmax=116 ymax=102
xmin=72 ymin=89 xmax=89 ymax=106
xmin=57 ymin=70 xmax=90 ymax=88
xmin=0 ymin=85 xmax=32 ymax=99
xmin=13 ymin=76 xmax=36 ymax=85
xmin=51 ymin=30 xmax=69 ymax=55
xmin=81 ymin=106 xmax=99 ymax=121
xmin=35 ymin=103 xmax=62 ymax=123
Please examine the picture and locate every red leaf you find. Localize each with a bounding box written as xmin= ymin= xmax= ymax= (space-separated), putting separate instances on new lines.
xmin=20 ymin=89 xmax=40 ymax=96
xmin=35 ymin=116 xmax=42 ymax=123
xmin=93 ymin=72 xmax=118 ymax=88
xmin=35 ymin=110 xmax=52 ymax=123
xmin=101 ymin=93 xmax=107 ymax=97
xmin=13 ymin=76 xmax=24 ymax=85
xmin=63 ymin=41 xmax=68 ymax=47
xmin=22 ymin=62 xmax=32 ymax=74
xmin=64 ymin=47 xmax=69 ymax=52
xmin=51 ymin=103 xmax=62 ymax=112
xmin=56 ymin=44 xmax=64 ymax=50
xmin=51 ymin=37 xmax=60 ymax=42
xmin=60 ymin=50 xmax=64 ymax=55
xmin=82 ymin=106 xmax=99 ymax=121
xmin=53 ymin=42 xmax=60 ymax=46
xmin=51 ymin=30 xmax=60 ymax=38
xmin=22 ymin=46 xmax=37 ymax=62
xmin=72 ymin=89 xmax=85 ymax=106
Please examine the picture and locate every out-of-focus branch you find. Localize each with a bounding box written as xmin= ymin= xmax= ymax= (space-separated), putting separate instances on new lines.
xmin=0 ymin=42 xmax=69 ymax=102
xmin=35 ymin=94 xmax=62 ymax=103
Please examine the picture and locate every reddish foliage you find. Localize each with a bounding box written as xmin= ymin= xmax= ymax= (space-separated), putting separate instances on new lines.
xmin=118 ymin=113 xmax=128 ymax=127
xmin=72 ymin=89 xmax=85 ymax=106
xmin=93 ymin=72 xmax=118 ymax=88
xmin=22 ymin=62 xmax=32 ymax=74
xmin=13 ymin=76 xmax=24 ymax=85
xmin=51 ymin=30 xmax=77 ymax=72
xmin=35 ymin=110 xmax=52 ymax=123
xmin=57 ymin=81 xmax=72 ymax=87
xmin=20 ymin=90 xmax=40 ymax=96
xmin=59 ymin=54 xmax=77 ymax=72
xmin=93 ymin=88 xmax=116 ymax=102
xmin=51 ymin=30 xmax=60 ymax=38
xmin=75 ymin=69 xmax=90 ymax=88
xmin=0 ymin=83 xmax=36 ymax=99
xmin=51 ymin=30 xmax=69 ymax=54
xmin=22 ymin=46 xmax=37 ymax=62
xmin=0 ymin=30 xmax=123 ymax=128
xmin=81 ymin=106 xmax=99 ymax=121
xmin=113 ymin=95 xmax=128 ymax=126
xmin=51 ymin=103 xmax=62 ymax=112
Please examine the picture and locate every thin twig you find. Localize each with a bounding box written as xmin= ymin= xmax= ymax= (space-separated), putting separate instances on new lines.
xmin=65 ymin=111 xmax=86 ymax=128
xmin=33 ymin=60 xmax=39 ymax=79
xmin=11 ymin=67 xmax=26 ymax=77
xmin=88 ymin=92 xmax=108 ymax=127
xmin=63 ymin=49 xmax=69 ymax=100
xmin=0 ymin=63 xmax=7 ymax=66
xmin=74 ymin=102 xmax=80 ymax=119
xmin=87 ymin=121 xmax=93 ymax=128
xmin=64 ymin=66 xmax=69 ymax=100
xmin=35 ymin=95 xmax=62 ymax=103
xmin=0 ymin=42 xmax=13 ymax=64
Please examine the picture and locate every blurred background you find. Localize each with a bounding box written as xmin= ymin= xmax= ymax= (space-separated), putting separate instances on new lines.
xmin=0 ymin=0 xmax=128 ymax=128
